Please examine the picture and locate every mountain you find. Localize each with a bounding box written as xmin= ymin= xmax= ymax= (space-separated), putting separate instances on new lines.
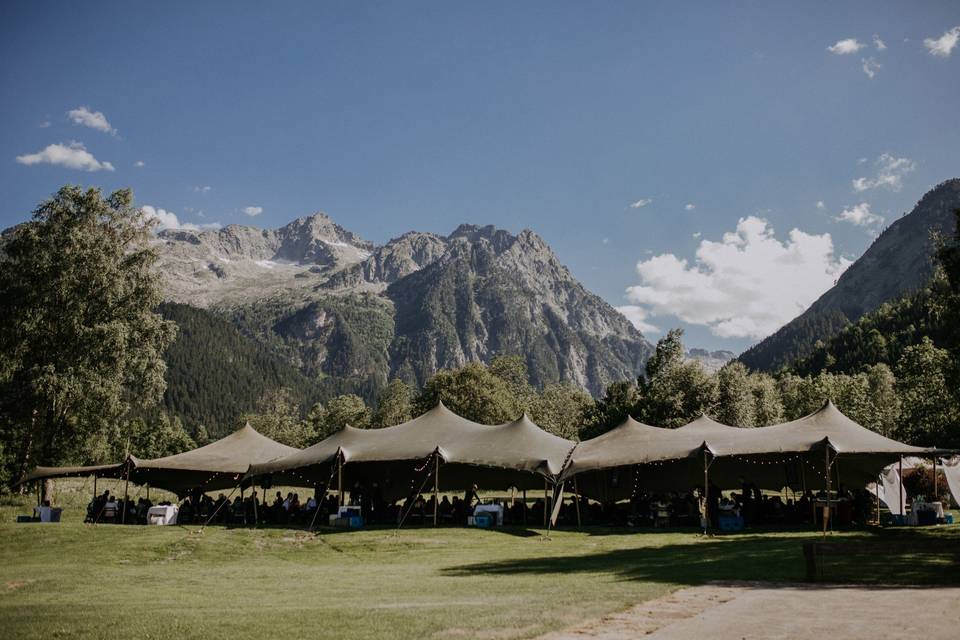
xmin=685 ymin=348 xmax=736 ymax=373
xmin=159 ymin=302 xmax=324 ymax=436
xmin=739 ymin=179 xmax=960 ymax=372
xmin=156 ymin=216 xmax=653 ymax=398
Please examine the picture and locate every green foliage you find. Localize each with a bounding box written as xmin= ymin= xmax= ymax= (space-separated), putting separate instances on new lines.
xmin=241 ymin=389 xmax=319 ymax=448
xmin=121 ymin=414 xmax=196 ymax=459
xmin=714 ymin=362 xmax=756 ymax=427
xmin=413 ymin=363 xmax=520 ymax=424
xmin=160 ymin=302 xmax=323 ymax=436
xmin=895 ymin=338 xmax=960 ymax=447
xmin=0 ymin=187 xmax=175 ymax=484
xmin=530 ymin=383 xmax=594 ymax=440
xmin=371 ymin=379 xmax=414 ymax=428
xmin=320 ymin=394 xmax=373 ymax=434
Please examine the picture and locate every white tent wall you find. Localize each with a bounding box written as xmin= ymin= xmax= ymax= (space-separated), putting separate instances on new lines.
xmin=940 ymin=456 xmax=960 ymax=508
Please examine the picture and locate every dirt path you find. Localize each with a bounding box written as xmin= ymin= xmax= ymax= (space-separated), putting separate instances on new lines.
xmin=539 ymin=582 xmax=960 ymax=640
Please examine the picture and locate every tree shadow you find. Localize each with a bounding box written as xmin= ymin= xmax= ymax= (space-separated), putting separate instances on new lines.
xmin=442 ymin=530 xmax=960 ymax=587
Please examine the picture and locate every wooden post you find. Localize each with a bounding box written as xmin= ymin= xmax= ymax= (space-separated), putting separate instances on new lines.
xmin=933 ymin=456 xmax=938 ymax=501
xmin=822 ymin=447 xmax=830 ymax=538
xmin=338 ymin=453 xmax=344 ymax=507
xmin=432 ymin=454 xmax=439 ymax=527
xmin=876 ymin=474 xmax=881 ymax=525
xmin=543 ymin=479 xmax=549 ymax=528
xmin=573 ymin=475 xmax=582 ymax=530
xmin=702 ymin=450 xmax=710 ymax=535
xmin=898 ymin=456 xmax=904 ymax=517
xmin=93 ymin=475 xmax=98 ymax=501
xmin=121 ymin=459 xmax=130 ymax=525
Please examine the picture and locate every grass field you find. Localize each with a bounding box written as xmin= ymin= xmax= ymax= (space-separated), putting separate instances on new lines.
xmin=2 ymin=481 xmax=958 ymax=640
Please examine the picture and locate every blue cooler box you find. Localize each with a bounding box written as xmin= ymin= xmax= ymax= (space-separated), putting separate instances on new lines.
xmin=473 ymin=514 xmax=492 ymax=528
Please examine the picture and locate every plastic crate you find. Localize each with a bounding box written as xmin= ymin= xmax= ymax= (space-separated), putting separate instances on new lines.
xmin=473 ymin=514 xmax=492 ymax=528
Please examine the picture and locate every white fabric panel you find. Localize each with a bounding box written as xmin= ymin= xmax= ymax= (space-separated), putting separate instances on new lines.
xmin=941 ymin=458 xmax=960 ymax=509
xmin=879 ymin=466 xmax=906 ymax=515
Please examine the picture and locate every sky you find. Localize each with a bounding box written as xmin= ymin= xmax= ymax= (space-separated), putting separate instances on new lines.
xmin=2 ymin=2 xmax=959 ymax=354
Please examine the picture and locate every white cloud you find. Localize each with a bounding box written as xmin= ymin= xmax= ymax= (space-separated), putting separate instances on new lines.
xmin=242 ymin=206 xmax=263 ymax=217
xmin=15 ymin=141 xmax=115 ymax=172
xmin=861 ymin=57 xmax=881 ymax=78
xmin=816 ymin=200 xmax=825 ymax=210
xmin=684 ymin=203 xmax=696 ymax=211
xmin=67 ymin=106 xmax=116 ymax=135
xmin=623 ymin=216 xmax=851 ymax=339
xmin=38 ymin=120 xmax=51 ymax=128
xmin=629 ymin=198 xmax=653 ymax=209
xmin=827 ymin=38 xmax=865 ymax=54
xmin=142 ymin=205 xmax=221 ymax=232
xmin=616 ymin=305 xmax=659 ymax=335
xmin=924 ymin=26 xmax=960 ymax=57
xmin=836 ymin=202 xmax=884 ymax=227
xmin=601 ymin=237 xmax=611 ymax=245
xmin=873 ymin=34 xmax=887 ymax=51
xmin=133 ymin=160 xmax=145 ymax=168
xmin=852 ymin=153 xmax=916 ymax=192
xmin=692 ymin=232 xmax=702 ymax=239
xmin=193 ymin=185 xmax=212 ymax=193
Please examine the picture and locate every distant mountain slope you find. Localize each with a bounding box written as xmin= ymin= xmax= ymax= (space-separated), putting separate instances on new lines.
xmin=159 ymin=302 xmax=323 ymax=436
xmin=155 ymin=218 xmax=653 ymax=397
xmin=740 ymin=179 xmax=960 ymax=372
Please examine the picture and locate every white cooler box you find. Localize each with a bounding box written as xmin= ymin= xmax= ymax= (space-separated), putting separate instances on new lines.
xmin=147 ymin=505 xmax=179 ymax=525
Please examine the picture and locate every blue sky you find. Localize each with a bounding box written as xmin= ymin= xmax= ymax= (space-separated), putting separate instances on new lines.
xmin=2 ymin=2 xmax=958 ymax=353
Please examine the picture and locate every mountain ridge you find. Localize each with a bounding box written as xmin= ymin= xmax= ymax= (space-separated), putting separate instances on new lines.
xmin=739 ymin=178 xmax=960 ymax=372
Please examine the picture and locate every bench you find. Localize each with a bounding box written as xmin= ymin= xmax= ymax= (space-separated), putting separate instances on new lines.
xmin=802 ymin=541 xmax=960 ymax=581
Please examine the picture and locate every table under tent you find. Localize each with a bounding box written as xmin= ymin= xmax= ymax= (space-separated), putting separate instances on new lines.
xmin=559 ymin=401 xmax=938 ymax=532
xmin=20 ymin=422 xmax=298 ymax=521
xmin=245 ymin=401 xmax=576 ymax=527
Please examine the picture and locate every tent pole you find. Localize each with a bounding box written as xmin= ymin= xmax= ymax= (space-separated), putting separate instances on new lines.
xmin=573 ymin=475 xmax=582 ymax=530
xmin=702 ymin=450 xmax=709 ymax=535
xmin=146 ymin=484 xmax=150 ymax=502
xmin=543 ymin=479 xmax=548 ymax=528
xmin=898 ymin=456 xmax=904 ymax=517
xmin=522 ymin=489 xmax=527 ymax=525
xmin=822 ymin=447 xmax=830 ymax=538
xmin=933 ymin=456 xmax=938 ymax=501
xmin=433 ymin=453 xmax=438 ymax=527
xmin=122 ymin=459 xmax=130 ymax=525
xmin=93 ymin=475 xmax=98 ymax=501
xmin=253 ymin=486 xmax=258 ymax=527
xmin=876 ymin=474 xmax=881 ymax=525
xmin=338 ymin=454 xmax=344 ymax=507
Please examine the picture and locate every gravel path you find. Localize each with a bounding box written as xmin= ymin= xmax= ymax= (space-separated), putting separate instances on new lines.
xmin=539 ymin=582 xmax=960 ymax=640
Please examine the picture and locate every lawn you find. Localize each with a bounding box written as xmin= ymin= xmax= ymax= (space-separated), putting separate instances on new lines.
xmin=1 ymin=482 xmax=958 ymax=640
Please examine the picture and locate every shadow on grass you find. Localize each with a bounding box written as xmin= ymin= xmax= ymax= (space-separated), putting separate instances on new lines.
xmin=442 ymin=529 xmax=960 ymax=587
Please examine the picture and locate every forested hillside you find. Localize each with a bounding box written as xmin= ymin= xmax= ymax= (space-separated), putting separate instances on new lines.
xmin=159 ymin=303 xmax=324 ymax=436
xmin=740 ymin=179 xmax=960 ymax=371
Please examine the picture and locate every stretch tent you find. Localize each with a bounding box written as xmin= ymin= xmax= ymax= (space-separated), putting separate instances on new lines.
xmin=561 ymin=401 xmax=935 ymax=501
xmin=246 ymin=402 xmax=575 ymax=502
xmin=21 ymin=423 xmax=297 ymax=497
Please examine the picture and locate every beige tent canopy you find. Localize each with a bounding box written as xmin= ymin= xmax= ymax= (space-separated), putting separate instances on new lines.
xmin=246 ymin=403 xmax=575 ymax=501
xmin=21 ymin=423 xmax=297 ymax=496
xmin=561 ymin=401 xmax=935 ymax=500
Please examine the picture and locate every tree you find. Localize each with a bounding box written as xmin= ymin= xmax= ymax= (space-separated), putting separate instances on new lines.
xmin=895 ymin=338 xmax=959 ymax=447
xmin=714 ymin=362 xmax=756 ymax=426
xmin=530 ymin=383 xmax=594 ymax=440
xmin=321 ymin=394 xmax=372 ymax=433
xmin=489 ymin=355 xmax=537 ymax=413
xmin=413 ymin=363 xmax=519 ymax=424
xmin=580 ymin=380 xmax=640 ymax=439
xmin=750 ymin=373 xmax=784 ymax=426
xmin=371 ymin=379 xmax=413 ymax=428
xmin=0 ymin=187 xmax=176 ymax=486
xmin=121 ymin=414 xmax=196 ymax=459
xmin=242 ymin=388 xmax=317 ymax=448
xmin=636 ymin=329 xmax=717 ymax=428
